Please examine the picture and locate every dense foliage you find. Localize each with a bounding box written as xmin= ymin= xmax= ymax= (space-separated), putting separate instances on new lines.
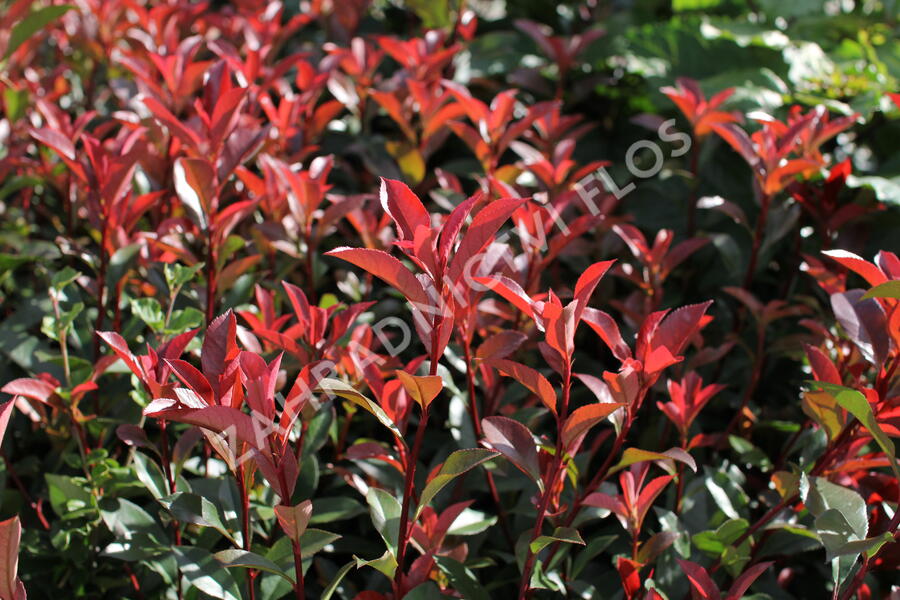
xmin=0 ymin=0 xmax=899 ymax=598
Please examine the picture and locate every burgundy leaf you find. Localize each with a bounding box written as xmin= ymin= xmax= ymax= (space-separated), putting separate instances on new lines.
xmin=481 ymin=416 xmax=540 ymax=483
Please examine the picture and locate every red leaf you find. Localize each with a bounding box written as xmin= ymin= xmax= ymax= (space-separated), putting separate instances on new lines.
xmin=0 ymin=402 xmax=15 ymax=449
xmin=380 ymin=178 xmax=430 ymax=241
xmin=830 ymin=290 xmax=891 ymax=367
xmin=202 ymin=311 xmax=239 ymax=387
xmin=481 ymin=416 xmax=540 ymax=483
xmin=475 ymin=330 xmax=528 ymax=360
xmin=678 ymin=559 xmax=721 ymax=600
xmin=447 ymin=198 xmax=525 ymax=283
xmin=711 ymin=122 xmax=759 ymax=169
xmin=274 ymin=500 xmax=313 ymax=544
xmin=0 ymin=516 xmax=22 ymax=600
xmin=1 ymin=378 xmax=57 ymax=405
xmin=473 ymin=275 xmax=534 ymax=316
xmin=97 ymin=331 xmax=141 ymax=377
xmin=562 ymin=402 xmax=624 ymax=449
xmin=326 ymin=247 xmax=429 ymax=308
xmin=823 ymin=249 xmax=888 ymax=288
xmin=582 ymin=308 xmax=632 ymax=362
xmin=572 ymin=260 xmax=615 ymax=321
xmin=144 ymin=401 xmax=268 ymax=453
xmin=143 ymin=96 xmax=203 ymax=149
xmin=174 ymin=157 xmax=216 ymax=229
xmin=582 ymin=492 xmax=627 ymax=519
xmin=436 ymin=195 xmax=477 ymax=267
xmin=652 ymin=301 xmax=713 ymax=357
xmin=616 ymin=557 xmax=643 ymax=600
xmin=395 ymin=371 xmax=443 ymax=409
xmin=726 ymin=561 xmax=773 ymax=600
xmin=167 ymin=359 xmax=215 ymax=406
xmin=486 ymin=359 xmax=557 ymax=415
xmin=804 ymin=345 xmax=842 ymax=385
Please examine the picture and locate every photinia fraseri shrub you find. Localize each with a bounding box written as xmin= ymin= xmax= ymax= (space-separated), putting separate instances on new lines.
xmin=1 ymin=2 xmax=900 ymax=599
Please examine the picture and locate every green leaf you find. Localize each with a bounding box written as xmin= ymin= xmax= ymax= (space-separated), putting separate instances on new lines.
xmin=173 ymin=546 xmax=241 ymax=600
xmin=165 ymin=262 xmax=205 ymax=292
xmin=445 ymin=508 xmax=497 ymax=536
xmin=106 ymin=244 xmax=141 ymax=291
xmin=862 ymin=280 xmax=900 ymax=299
xmin=98 ymin=497 xmax=168 ymax=560
xmin=131 ymin=298 xmax=165 ymax=332
xmin=45 ymin=473 xmax=93 ymax=518
xmin=434 ymin=556 xmax=490 ymax=600
xmin=133 ymin=452 xmax=169 ymax=499
xmin=672 ymin=0 xmax=723 ymax=10
xmin=801 ymin=474 xmax=868 ymax=550
xmin=655 ymin=509 xmax=690 ymax=558
xmin=704 ymin=466 xmax=750 ymax=520
xmin=404 ymin=582 xmax=444 ymax=599
xmin=530 ymin=527 xmax=585 ymax=554
xmin=165 ymin=307 xmax=204 ymax=334
xmin=310 ymin=497 xmax=366 ymax=524
xmin=320 ymin=560 xmax=355 ymax=600
xmin=693 ymin=519 xmax=750 ymax=557
xmin=405 ymin=0 xmax=451 ymax=29
xmin=815 ymin=509 xmax=863 ymax=557
xmin=610 ymin=447 xmax=696 ymax=475
xmin=158 ymin=492 xmax=237 ymax=545
xmin=0 ymin=253 xmax=34 ymax=273
xmin=2 ymin=88 xmax=28 ymax=122
xmin=214 ymin=549 xmax=294 ymax=583
xmin=318 ymin=378 xmax=402 ymax=438
xmin=811 ymin=382 xmax=900 ymax=479
xmin=571 ymin=535 xmax=617 ymax=579
xmin=366 ymin=487 xmax=401 ymax=558
xmin=300 ymin=527 xmax=341 ymax=566
xmin=416 ymin=449 xmax=498 ymax=517
xmin=354 ymin=550 xmax=397 ymax=578
xmin=5 ymin=5 xmax=75 ymax=59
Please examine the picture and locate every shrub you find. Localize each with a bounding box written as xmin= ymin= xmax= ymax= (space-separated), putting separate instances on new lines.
xmin=0 ymin=1 xmax=899 ymax=599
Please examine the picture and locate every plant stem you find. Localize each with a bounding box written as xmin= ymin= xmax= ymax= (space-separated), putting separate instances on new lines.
xmin=686 ymin=139 xmax=701 ymax=237
xmin=517 ymin=365 xmax=572 ymax=600
xmin=238 ymin=463 xmax=256 ymax=600
xmin=723 ymin=323 xmax=766 ymax=439
xmin=394 ymin=314 xmax=443 ymax=591
xmin=276 ymin=469 xmax=305 ymax=599
xmin=709 ymin=496 xmax=793 ymax=574
xmin=461 ymin=335 xmax=514 ymax=548
xmin=542 ymin=416 xmax=633 ymax=568
xmin=743 ymin=193 xmax=771 ymax=290
xmin=837 ymin=508 xmax=900 ymax=600
xmin=157 ymin=419 xmax=183 ymax=600
xmin=1 ymin=449 xmax=50 ymax=529
xmin=205 ymin=233 xmax=217 ymax=325
xmin=393 ymin=405 xmax=430 ymax=590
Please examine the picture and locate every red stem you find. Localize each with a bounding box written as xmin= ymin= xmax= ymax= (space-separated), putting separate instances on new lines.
xmin=276 ymin=466 xmax=305 ymax=599
xmin=461 ymin=334 xmax=514 ymax=548
xmin=205 ymin=231 xmax=217 ymax=325
xmin=743 ymin=193 xmax=771 ymax=290
xmin=686 ymin=139 xmax=701 ymax=237
xmin=837 ymin=508 xmax=900 ymax=600
xmin=393 ymin=314 xmax=443 ymax=591
xmin=517 ymin=365 xmax=572 ymax=599
xmin=238 ymin=463 xmax=257 ymax=600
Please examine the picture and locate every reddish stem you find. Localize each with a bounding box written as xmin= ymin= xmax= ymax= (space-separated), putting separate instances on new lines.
xmin=743 ymin=193 xmax=771 ymax=290
xmin=393 ymin=314 xmax=443 ymax=592
xmin=517 ymin=365 xmax=572 ymax=599
xmin=461 ymin=334 xmax=514 ymax=548
xmin=238 ymin=463 xmax=257 ymax=600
